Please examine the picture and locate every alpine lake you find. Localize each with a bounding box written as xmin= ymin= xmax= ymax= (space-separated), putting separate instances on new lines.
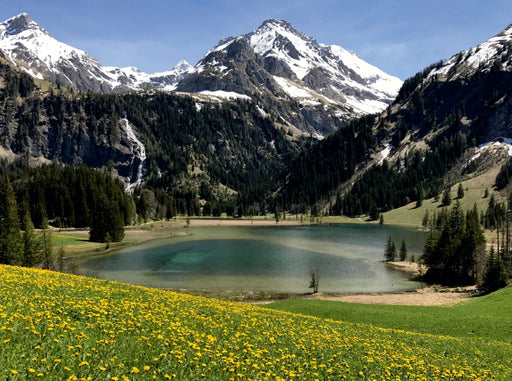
xmin=79 ymin=223 xmax=427 ymax=293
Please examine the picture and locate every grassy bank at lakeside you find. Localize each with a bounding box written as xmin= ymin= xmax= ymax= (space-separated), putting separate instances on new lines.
xmin=267 ymin=286 xmax=512 ymax=342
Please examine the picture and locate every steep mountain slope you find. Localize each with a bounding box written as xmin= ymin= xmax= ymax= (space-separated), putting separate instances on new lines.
xmin=0 ymin=53 xmax=304 ymax=209
xmin=0 ymin=14 xmax=401 ymax=136
xmin=0 ymin=13 xmax=192 ymax=93
xmin=277 ymin=23 xmax=512 ymax=214
xmin=177 ymin=19 xmax=402 ymax=135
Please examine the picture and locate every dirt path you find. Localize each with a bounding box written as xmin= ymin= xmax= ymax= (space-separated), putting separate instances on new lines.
xmin=303 ymin=286 xmax=476 ymax=306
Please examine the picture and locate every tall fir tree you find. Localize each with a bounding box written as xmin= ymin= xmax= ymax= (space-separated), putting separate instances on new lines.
xmin=22 ymin=211 xmax=40 ymax=267
xmin=384 ymin=236 xmax=397 ymax=262
xmin=399 ymin=238 xmax=408 ymax=261
xmin=457 ymin=183 xmax=464 ymax=199
xmin=442 ymin=188 xmax=452 ymax=207
xmin=0 ymin=180 xmax=23 ymax=265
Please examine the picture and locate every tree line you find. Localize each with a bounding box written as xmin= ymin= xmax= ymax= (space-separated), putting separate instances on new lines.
xmin=0 ymin=161 xmax=132 ymax=269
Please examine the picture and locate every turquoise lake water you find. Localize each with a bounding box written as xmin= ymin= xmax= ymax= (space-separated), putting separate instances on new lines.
xmin=80 ymin=224 xmax=426 ymax=293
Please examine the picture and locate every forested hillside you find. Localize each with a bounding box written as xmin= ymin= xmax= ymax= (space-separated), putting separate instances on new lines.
xmin=275 ymin=47 xmax=512 ymax=215
xmin=0 ymin=53 xmax=308 ymax=217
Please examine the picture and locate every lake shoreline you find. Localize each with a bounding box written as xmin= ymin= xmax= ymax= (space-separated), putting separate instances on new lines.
xmin=175 ymin=284 xmax=476 ymax=306
xmin=59 ymin=218 xmax=462 ymax=306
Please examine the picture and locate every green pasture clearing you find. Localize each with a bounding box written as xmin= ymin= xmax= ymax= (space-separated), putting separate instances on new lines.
xmin=267 ymin=286 xmax=512 ymax=343
xmin=382 ymin=166 xmax=503 ymax=226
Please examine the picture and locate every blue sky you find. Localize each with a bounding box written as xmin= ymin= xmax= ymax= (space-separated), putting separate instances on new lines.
xmin=1 ymin=0 xmax=511 ymax=80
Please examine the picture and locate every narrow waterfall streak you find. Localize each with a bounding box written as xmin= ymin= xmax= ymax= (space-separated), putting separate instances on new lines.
xmin=123 ymin=118 xmax=146 ymax=192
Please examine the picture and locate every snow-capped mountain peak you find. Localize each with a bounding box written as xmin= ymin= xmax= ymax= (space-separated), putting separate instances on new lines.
xmin=247 ymin=19 xmax=322 ymax=80
xmin=2 ymin=13 xmax=47 ymax=36
xmin=0 ymin=12 xmax=95 ymax=81
xmin=0 ymin=13 xmax=191 ymax=93
xmin=245 ymin=18 xmax=402 ymax=113
xmin=177 ymin=18 xmax=402 ymax=135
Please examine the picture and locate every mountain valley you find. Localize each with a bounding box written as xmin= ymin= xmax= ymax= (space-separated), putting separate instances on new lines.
xmin=0 ymin=13 xmax=511 ymax=223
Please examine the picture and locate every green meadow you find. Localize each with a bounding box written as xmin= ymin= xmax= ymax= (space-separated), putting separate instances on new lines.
xmin=1 ymin=265 xmax=512 ymax=380
xmin=267 ymin=287 xmax=512 ymax=342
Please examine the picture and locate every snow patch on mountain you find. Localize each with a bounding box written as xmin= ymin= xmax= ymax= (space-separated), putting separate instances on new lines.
xmin=273 ymin=76 xmax=320 ymax=101
xmin=429 ymin=24 xmax=512 ymax=80
xmin=378 ymin=145 xmax=393 ymax=165
xmin=326 ymin=45 xmax=402 ymax=97
xmin=468 ymin=138 xmax=512 ymax=165
xmin=198 ymin=90 xmax=251 ymax=101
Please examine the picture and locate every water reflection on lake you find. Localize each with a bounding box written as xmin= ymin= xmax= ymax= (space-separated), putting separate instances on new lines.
xmin=80 ymin=224 xmax=426 ymax=293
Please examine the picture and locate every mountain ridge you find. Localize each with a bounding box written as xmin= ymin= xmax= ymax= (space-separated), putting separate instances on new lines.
xmin=0 ymin=13 xmax=401 ymax=136
xmin=0 ymin=13 xmax=193 ymax=93
xmin=276 ymin=21 xmax=512 ymax=214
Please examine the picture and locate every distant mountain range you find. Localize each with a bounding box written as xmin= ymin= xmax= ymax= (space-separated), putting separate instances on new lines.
xmin=0 ymin=13 xmax=193 ymax=93
xmin=0 ymin=13 xmax=401 ymax=136
xmin=1 ymin=12 xmax=512 ymax=219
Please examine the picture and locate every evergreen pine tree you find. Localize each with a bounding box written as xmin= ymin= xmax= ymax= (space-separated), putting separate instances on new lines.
xmin=422 ymin=209 xmax=430 ymax=228
xmin=368 ymin=203 xmax=380 ymax=221
xmin=457 ymin=183 xmax=464 ymax=199
xmin=480 ymin=246 xmax=508 ymax=294
xmin=22 ymin=211 xmax=40 ymax=267
xmin=399 ymin=238 xmax=408 ymax=261
xmin=442 ymin=188 xmax=452 ymax=206
xmin=0 ymin=180 xmax=23 ymax=265
xmin=416 ymin=186 xmax=425 ymax=208
xmin=384 ymin=236 xmax=397 ymax=262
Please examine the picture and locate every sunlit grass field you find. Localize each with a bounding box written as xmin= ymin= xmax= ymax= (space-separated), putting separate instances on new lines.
xmin=1 ymin=265 xmax=512 ymax=380
xmin=267 ymin=288 xmax=512 ymax=342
